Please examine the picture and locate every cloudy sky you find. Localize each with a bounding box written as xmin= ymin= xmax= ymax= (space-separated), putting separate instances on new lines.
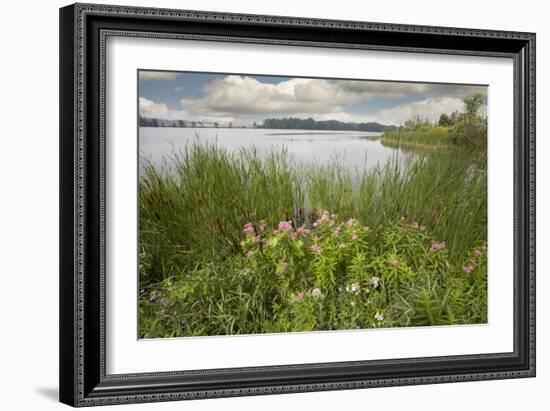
xmin=138 ymin=70 xmax=487 ymax=126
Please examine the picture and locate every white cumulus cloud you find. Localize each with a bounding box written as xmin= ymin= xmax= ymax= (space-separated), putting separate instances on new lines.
xmin=179 ymin=75 xmax=486 ymax=125
xmin=374 ymin=97 xmax=467 ymax=125
xmin=139 ymin=97 xmax=188 ymax=120
xmin=182 ymin=76 xmax=365 ymax=118
xmin=139 ymin=97 xmax=235 ymax=124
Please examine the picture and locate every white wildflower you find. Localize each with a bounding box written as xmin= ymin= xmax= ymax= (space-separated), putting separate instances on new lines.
xmin=346 ymin=282 xmax=361 ymax=294
xmin=311 ymin=287 xmax=324 ymax=299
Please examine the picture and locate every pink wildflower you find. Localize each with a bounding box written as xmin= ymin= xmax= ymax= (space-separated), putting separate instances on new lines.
xmin=314 ymin=210 xmax=330 ymax=227
xmin=363 ymin=226 xmax=370 ymax=232
xmin=242 ymin=268 xmax=251 ymax=277
xmin=243 ymin=222 xmax=255 ymax=237
xmin=252 ymin=235 xmax=261 ymax=244
xmin=407 ymin=221 xmax=419 ymax=229
xmin=311 ymin=244 xmax=322 ymax=255
xmin=351 ymin=232 xmax=358 ymax=240
xmin=462 ymin=265 xmax=474 ymax=274
xmin=246 ymin=250 xmax=255 ymax=259
xmin=278 ymin=220 xmax=293 ymax=233
xmin=429 ymin=241 xmax=446 ymax=253
xmin=474 ymin=250 xmax=482 ymax=257
xmin=332 ymin=227 xmax=341 ymax=238
xmin=294 ymin=292 xmax=305 ymax=303
xmin=296 ymin=225 xmax=310 ymax=237
xmin=346 ymin=218 xmax=357 ymax=227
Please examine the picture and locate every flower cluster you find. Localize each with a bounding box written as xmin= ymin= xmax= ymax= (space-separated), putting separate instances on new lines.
xmin=407 ymin=221 xmax=419 ymax=229
xmin=294 ymin=292 xmax=305 ymax=303
xmin=296 ymin=226 xmax=311 ymax=237
xmin=346 ymin=218 xmax=357 ymax=227
xmin=311 ymin=287 xmax=325 ymax=299
xmin=311 ymin=244 xmax=322 ymax=255
xmin=312 ymin=210 xmax=331 ymax=227
xmin=346 ymin=282 xmax=361 ymax=295
xmin=462 ymin=244 xmax=487 ymax=274
xmin=243 ymin=221 xmax=255 ymax=237
xmin=277 ymin=220 xmax=293 ymax=233
xmin=428 ymin=241 xmax=446 ymax=253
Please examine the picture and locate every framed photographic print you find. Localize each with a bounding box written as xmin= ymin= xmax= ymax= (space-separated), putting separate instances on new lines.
xmin=59 ymin=3 xmax=536 ymax=407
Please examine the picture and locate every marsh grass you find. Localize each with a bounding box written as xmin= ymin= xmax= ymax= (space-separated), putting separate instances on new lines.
xmin=381 ymin=128 xmax=456 ymax=150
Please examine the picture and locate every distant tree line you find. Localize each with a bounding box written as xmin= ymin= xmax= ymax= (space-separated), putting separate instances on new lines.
xmin=139 ymin=116 xmax=239 ymax=128
xmin=139 ymin=116 xmax=162 ymax=127
xmin=139 ymin=116 xmax=188 ymax=127
xmin=259 ymin=117 xmax=397 ymax=132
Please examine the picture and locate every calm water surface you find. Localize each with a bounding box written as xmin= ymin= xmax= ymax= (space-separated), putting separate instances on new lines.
xmin=139 ymin=127 xmax=407 ymax=174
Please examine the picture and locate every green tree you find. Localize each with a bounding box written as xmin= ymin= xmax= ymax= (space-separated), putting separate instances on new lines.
xmin=464 ymin=93 xmax=484 ymax=119
xmin=438 ymin=113 xmax=450 ymax=127
xmin=452 ymin=93 xmax=486 ymax=146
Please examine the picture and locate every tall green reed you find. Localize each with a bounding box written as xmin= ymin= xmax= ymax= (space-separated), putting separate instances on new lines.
xmin=139 ymin=140 xmax=486 ymax=285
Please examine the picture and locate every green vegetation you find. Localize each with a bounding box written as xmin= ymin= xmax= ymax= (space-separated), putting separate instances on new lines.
xmin=381 ymin=127 xmax=456 ymax=150
xmin=381 ymin=92 xmax=487 ymax=151
xmin=138 ymin=137 xmax=487 ymax=337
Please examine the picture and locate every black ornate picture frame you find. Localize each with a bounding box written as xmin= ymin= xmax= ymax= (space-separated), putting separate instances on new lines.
xmin=59 ymin=3 xmax=535 ymax=407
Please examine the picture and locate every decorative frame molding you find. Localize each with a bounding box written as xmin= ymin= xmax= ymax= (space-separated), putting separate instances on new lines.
xmin=60 ymin=3 xmax=535 ymax=407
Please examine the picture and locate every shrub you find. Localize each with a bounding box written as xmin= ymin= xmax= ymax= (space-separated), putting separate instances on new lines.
xmin=139 ymin=213 xmax=487 ymax=337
